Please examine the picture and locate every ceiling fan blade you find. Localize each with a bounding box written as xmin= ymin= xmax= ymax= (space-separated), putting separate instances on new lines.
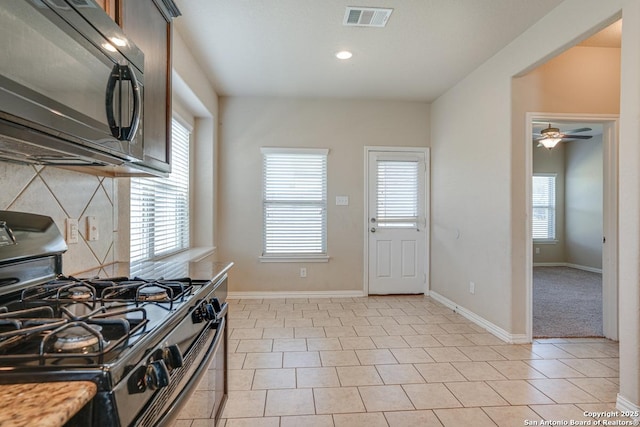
xmin=564 ymin=127 xmax=592 ymax=134
xmin=562 ymin=134 xmax=592 ymax=139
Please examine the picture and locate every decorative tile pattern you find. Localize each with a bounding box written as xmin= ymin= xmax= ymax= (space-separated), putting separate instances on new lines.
xmin=174 ymin=295 xmax=626 ymax=427
xmin=2 ymin=163 xmax=117 ymax=275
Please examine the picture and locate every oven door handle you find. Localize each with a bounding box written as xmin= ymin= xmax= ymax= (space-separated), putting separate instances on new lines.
xmin=155 ymin=316 xmax=225 ymax=427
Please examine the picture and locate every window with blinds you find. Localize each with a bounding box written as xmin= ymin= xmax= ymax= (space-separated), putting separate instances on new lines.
xmin=376 ymin=159 xmax=419 ymax=228
xmin=130 ymin=118 xmax=190 ymax=273
xmin=532 ymin=174 xmax=556 ymax=240
xmin=261 ymin=148 xmax=328 ymax=257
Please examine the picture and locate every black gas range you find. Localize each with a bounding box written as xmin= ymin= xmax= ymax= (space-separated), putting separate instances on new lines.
xmin=0 ymin=211 xmax=231 ymax=427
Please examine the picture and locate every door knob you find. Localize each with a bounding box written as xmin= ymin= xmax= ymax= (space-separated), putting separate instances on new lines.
xmin=370 ymin=227 xmax=376 ymax=233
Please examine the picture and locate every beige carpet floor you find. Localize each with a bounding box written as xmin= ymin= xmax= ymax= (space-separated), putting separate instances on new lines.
xmin=533 ymin=266 xmax=602 ymax=338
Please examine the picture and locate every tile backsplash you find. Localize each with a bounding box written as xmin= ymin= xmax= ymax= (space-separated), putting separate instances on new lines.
xmin=1 ymin=161 xmax=118 ymax=275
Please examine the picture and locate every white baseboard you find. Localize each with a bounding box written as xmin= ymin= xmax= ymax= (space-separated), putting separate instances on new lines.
xmin=429 ymin=291 xmax=529 ymax=344
xmin=616 ymin=393 xmax=640 ymax=422
xmin=533 ymin=262 xmax=602 ymax=274
xmin=228 ymin=290 xmax=366 ymax=299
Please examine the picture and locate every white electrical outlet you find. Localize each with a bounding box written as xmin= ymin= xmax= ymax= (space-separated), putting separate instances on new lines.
xmin=336 ymin=196 xmax=349 ymax=206
xmin=66 ymin=218 xmax=79 ymax=244
xmin=300 ymin=267 xmax=307 ymax=278
xmin=87 ymin=216 xmax=99 ymax=241
xmin=469 ymin=281 xmax=475 ymax=294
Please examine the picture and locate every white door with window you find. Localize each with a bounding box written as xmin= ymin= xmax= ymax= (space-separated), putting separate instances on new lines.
xmin=366 ymin=148 xmax=429 ymax=294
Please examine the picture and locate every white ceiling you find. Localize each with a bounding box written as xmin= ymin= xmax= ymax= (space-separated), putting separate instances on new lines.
xmin=173 ymin=0 xmax=566 ymax=102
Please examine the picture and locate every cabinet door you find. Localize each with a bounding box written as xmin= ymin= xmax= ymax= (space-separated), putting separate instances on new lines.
xmin=121 ymin=0 xmax=172 ymax=174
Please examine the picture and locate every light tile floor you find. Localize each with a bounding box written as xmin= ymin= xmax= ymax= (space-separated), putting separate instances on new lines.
xmin=174 ymin=295 xmax=629 ymax=427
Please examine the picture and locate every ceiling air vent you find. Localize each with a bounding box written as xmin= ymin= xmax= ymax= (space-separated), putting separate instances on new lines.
xmin=343 ymin=7 xmax=393 ymax=28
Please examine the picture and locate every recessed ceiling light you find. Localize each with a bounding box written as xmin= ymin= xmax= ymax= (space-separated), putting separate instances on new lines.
xmin=336 ymin=50 xmax=353 ymax=60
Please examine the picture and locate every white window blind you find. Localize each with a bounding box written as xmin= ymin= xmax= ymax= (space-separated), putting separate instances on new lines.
xmin=376 ymin=159 xmax=419 ymax=228
xmin=262 ymin=148 xmax=328 ymax=256
xmin=130 ymin=118 xmax=190 ymax=273
xmin=532 ymin=174 xmax=556 ymax=240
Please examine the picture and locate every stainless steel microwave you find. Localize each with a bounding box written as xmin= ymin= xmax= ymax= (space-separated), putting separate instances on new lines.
xmin=0 ymin=0 xmax=144 ymax=167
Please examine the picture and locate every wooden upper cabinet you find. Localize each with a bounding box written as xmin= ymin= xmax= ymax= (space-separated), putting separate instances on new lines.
xmin=94 ymin=0 xmax=117 ymax=20
xmin=104 ymin=0 xmax=180 ymax=175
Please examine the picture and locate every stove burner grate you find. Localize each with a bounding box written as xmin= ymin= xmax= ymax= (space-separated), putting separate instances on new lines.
xmin=137 ymin=285 xmax=169 ymax=301
xmin=51 ymin=324 xmax=104 ymax=353
xmin=0 ymin=306 xmax=148 ymax=365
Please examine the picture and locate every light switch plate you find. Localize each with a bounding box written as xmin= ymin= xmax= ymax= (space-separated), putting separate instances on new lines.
xmin=66 ymin=218 xmax=79 ymax=244
xmin=336 ymin=195 xmax=349 ymax=206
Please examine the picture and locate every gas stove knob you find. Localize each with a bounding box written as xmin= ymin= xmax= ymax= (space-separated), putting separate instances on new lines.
xmin=210 ymin=297 xmax=222 ymax=312
xmin=163 ymin=344 xmax=184 ymax=370
xmin=203 ymin=302 xmax=216 ymax=321
xmin=144 ymin=360 xmax=170 ymax=390
xmin=193 ymin=301 xmax=216 ymax=323
xmin=192 ymin=302 xmax=206 ymax=323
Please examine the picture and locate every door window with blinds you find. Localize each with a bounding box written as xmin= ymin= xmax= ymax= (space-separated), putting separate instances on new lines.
xmin=261 ymin=148 xmax=328 ymax=259
xmin=130 ymin=118 xmax=190 ymax=273
xmin=532 ymin=174 xmax=556 ymax=241
xmin=375 ymin=158 xmax=421 ymax=228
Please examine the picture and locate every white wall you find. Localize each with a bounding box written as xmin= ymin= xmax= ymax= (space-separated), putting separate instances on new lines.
xmin=431 ymin=0 xmax=640 ymax=407
xmin=217 ymin=97 xmax=429 ymax=293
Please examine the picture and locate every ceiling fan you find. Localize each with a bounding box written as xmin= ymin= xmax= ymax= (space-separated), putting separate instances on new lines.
xmin=534 ymin=124 xmax=593 ymax=149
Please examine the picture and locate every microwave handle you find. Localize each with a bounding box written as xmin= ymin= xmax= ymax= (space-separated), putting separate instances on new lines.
xmin=121 ymin=64 xmax=141 ymax=141
xmin=105 ymin=64 xmax=141 ymax=142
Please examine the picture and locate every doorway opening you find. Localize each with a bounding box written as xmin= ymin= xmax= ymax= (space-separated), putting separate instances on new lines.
xmin=526 ymin=113 xmax=618 ymax=340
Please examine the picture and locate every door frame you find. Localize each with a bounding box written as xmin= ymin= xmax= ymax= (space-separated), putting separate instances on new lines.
xmin=525 ymin=112 xmax=619 ymax=341
xmin=363 ymin=146 xmax=430 ymax=295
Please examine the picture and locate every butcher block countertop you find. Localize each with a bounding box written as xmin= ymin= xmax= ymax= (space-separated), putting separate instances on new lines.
xmin=0 ymin=381 xmax=96 ymax=427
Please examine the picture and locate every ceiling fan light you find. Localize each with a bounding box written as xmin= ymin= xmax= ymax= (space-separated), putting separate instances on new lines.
xmin=541 ymin=125 xmax=561 ymax=139
xmin=540 ymin=137 xmax=562 ymax=149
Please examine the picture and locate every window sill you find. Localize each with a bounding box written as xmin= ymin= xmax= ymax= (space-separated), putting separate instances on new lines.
xmin=533 ymin=240 xmax=558 ymax=245
xmin=259 ymin=255 xmax=330 ymax=263
xmin=152 ymin=247 xmax=216 ymax=263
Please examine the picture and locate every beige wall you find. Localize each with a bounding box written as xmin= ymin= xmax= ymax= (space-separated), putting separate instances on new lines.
xmin=431 ymin=0 xmax=640 ymax=407
xmin=116 ymin=29 xmax=221 ymax=261
xmin=520 ymin=43 xmax=619 ymax=268
xmin=532 ymin=137 xmax=604 ymax=270
xmin=217 ymin=97 xmax=429 ymax=293
xmin=431 ymin=2 xmax=623 ymax=334
xmin=617 ymin=0 xmax=640 ymax=406
xmin=173 ymin=30 xmax=219 ymax=249
xmin=515 ymin=46 xmax=621 ymax=115
xmin=565 ymin=136 xmax=603 ymax=269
